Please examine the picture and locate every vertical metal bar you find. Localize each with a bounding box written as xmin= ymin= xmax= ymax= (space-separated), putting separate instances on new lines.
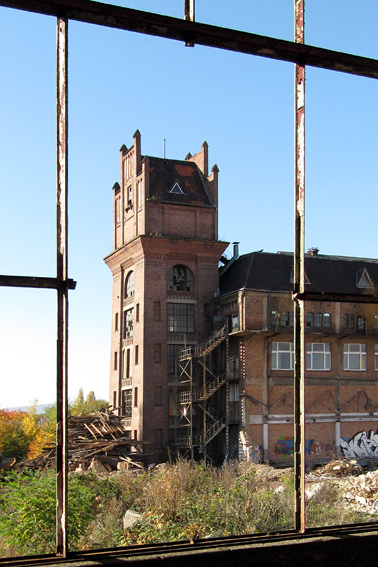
xmin=184 ymin=0 xmax=195 ymax=46
xmin=56 ymin=15 xmax=68 ymax=556
xmin=190 ymin=357 xmax=193 ymax=461
xmin=184 ymin=0 xmax=195 ymax=21
xmin=294 ymin=0 xmax=306 ymax=533
xmin=203 ymin=355 xmax=207 ymax=462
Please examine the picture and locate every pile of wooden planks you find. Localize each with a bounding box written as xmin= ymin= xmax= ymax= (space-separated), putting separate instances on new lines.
xmin=19 ymin=412 xmax=143 ymax=472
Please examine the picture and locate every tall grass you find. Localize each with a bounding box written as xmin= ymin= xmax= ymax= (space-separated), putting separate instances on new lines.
xmin=0 ymin=458 xmax=374 ymax=556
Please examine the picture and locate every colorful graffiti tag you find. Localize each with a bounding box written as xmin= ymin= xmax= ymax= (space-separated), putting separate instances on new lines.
xmin=273 ymin=436 xmax=320 ymax=459
xmin=340 ymin=430 xmax=378 ymax=459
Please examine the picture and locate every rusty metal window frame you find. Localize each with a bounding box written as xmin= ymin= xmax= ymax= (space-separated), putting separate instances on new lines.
xmin=0 ymin=0 xmax=377 ymax=561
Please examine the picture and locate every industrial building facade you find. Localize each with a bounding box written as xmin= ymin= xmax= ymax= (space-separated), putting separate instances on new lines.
xmin=106 ymin=132 xmax=378 ymax=465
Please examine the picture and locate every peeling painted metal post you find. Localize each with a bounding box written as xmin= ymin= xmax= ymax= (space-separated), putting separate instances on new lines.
xmin=56 ymin=15 xmax=68 ymax=556
xmin=184 ymin=0 xmax=195 ymax=46
xmin=294 ymin=0 xmax=306 ymax=533
xmin=184 ymin=0 xmax=195 ymax=22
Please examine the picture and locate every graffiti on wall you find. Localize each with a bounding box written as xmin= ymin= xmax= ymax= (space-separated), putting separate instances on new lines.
xmin=273 ymin=436 xmax=320 ymax=459
xmin=340 ymin=430 xmax=378 ymax=459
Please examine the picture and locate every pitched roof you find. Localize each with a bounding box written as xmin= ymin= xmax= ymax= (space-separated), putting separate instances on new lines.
xmin=146 ymin=156 xmax=214 ymax=207
xmin=220 ymin=251 xmax=378 ymax=296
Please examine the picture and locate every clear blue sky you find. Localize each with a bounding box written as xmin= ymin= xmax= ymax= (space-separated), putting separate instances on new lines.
xmin=0 ymin=1 xmax=377 ymax=408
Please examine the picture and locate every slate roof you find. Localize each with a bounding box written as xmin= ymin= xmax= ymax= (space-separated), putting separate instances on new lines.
xmin=220 ymin=251 xmax=378 ymax=296
xmin=146 ymin=156 xmax=214 ymax=207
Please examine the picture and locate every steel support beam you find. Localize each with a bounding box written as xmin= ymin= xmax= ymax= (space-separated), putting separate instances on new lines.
xmin=1 ymin=0 xmax=378 ymax=79
xmin=293 ymin=0 xmax=306 ymax=534
xmin=56 ymin=15 xmax=68 ymax=557
xmin=0 ymin=275 xmax=76 ymax=290
xmin=293 ymin=292 xmax=378 ymax=304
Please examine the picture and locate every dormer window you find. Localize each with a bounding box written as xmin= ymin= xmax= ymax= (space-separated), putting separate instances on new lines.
xmin=356 ymin=268 xmax=373 ymax=289
xmin=290 ymin=268 xmax=311 ymax=284
xmin=170 ymin=182 xmax=183 ymax=194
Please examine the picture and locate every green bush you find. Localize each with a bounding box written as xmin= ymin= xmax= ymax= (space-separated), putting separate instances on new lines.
xmin=0 ymin=471 xmax=96 ymax=555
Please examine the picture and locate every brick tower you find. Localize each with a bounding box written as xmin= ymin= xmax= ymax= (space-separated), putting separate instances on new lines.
xmin=104 ymin=131 xmax=227 ymax=463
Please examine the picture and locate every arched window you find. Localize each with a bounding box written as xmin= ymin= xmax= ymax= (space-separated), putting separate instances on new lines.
xmin=125 ymin=271 xmax=134 ymax=298
xmin=168 ymin=265 xmax=194 ymax=292
xmin=306 ymin=312 xmax=314 ymax=327
xmin=323 ymin=313 xmax=331 ymax=328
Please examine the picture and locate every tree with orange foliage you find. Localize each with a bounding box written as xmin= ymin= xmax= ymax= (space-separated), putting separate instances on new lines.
xmin=0 ymin=408 xmax=36 ymax=461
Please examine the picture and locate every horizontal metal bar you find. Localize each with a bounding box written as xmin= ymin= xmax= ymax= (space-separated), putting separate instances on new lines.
xmin=0 ymin=275 xmax=76 ymax=290
xmin=293 ymin=292 xmax=378 ymax=304
xmin=1 ymin=523 xmax=376 ymax=566
xmin=1 ymin=0 xmax=378 ymax=79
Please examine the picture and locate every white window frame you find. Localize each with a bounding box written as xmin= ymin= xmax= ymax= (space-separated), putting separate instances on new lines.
xmin=343 ymin=343 xmax=366 ymax=371
xmin=272 ymin=342 xmax=294 ymax=370
xmin=306 ymin=343 xmax=331 ymax=371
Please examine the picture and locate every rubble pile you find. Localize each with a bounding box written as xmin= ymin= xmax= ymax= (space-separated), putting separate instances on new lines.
xmin=309 ymin=459 xmax=364 ymax=479
xmin=18 ymin=412 xmax=141 ymax=472
xmin=342 ymin=470 xmax=378 ymax=514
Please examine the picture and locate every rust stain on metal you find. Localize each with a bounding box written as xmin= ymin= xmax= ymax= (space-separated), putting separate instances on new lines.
xmin=294 ymin=0 xmax=306 ymax=536
xmin=56 ymin=15 xmax=68 ymax=558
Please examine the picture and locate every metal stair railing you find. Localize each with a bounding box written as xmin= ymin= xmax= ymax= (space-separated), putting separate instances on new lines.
xmin=202 ymin=415 xmax=227 ymax=445
xmin=196 ymin=372 xmax=227 ymax=401
xmin=196 ymin=326 xmax=227 ymax=357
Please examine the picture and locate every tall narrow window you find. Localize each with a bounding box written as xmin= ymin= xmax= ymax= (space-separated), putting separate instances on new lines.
xmin=125 ymin=271 xmax=134 ymax=298
xmin=168 ymin=344 xmax=185 ymax=374
xmin=123 ymin=308 xmax=134 ymax=338
xmin=375 ymin=345 xmax=378 ymax=370
xmin=357 ymin=316 xmax=366 ymax=333
xmin=323 ymin=313 xmax=331 ymax=328
xmin=122 ymin=389 xmax=132 ymax=418
xmin=115 ymin=312 xmax=119 ymax=331
xmin=306 ymin=312 xmax=314 ymax=327
xmin=127 ymin=184 xmax=132 ymax=207
xmin=134 ymin=387 xmax=138 ymax=407
xmin=136 ymin=303 xmax=140 ymax=322
xmin=113 ymin=391 xmax=117 ymax=410
xmin=135 ymin=345 xmax=139 ymax=365
xmin=375 ymin=315 xmax=378 ymax=330
xmin=315 ymin=313 xmax=323 ymax=327
xmin=281 ymin=312 xmax=289 ymax=326
xmin=126 ymin=348 xmax=131 ymax=378
xmin=344 ymin=314 xmax=349 ymax=329
xmin=350 ymin=315 xmax=355 ymax=329
xmin=114 ymin=351 xmax=118 ymax=370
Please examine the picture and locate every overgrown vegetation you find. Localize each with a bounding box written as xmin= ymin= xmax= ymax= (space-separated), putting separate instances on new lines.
xmin=1 ymin=458 xmax=375 ymax=557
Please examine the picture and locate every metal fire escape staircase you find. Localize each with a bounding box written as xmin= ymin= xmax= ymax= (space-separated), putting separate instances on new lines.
xmin=174 ymin=326 xmax=229 ymax=462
